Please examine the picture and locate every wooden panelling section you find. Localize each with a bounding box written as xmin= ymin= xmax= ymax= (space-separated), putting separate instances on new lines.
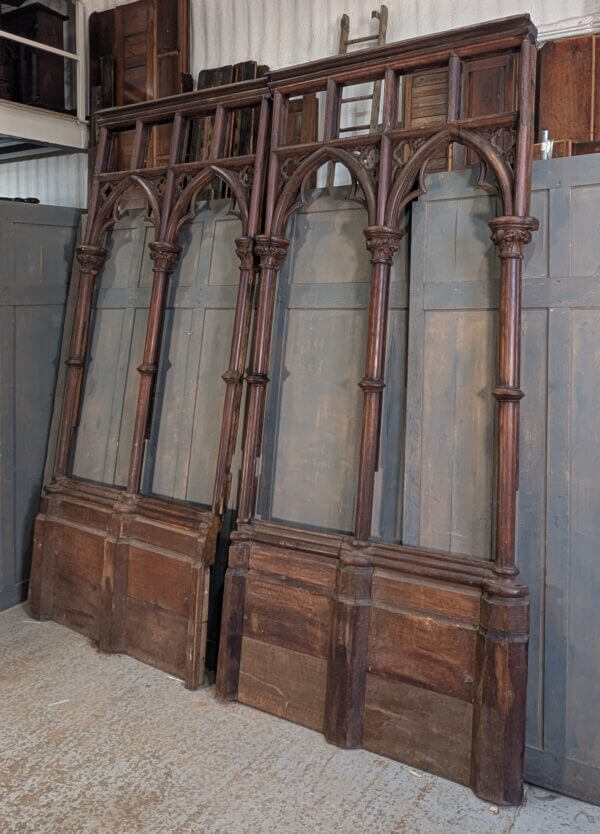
xmin=363 ymin=675 xmax=473 ymax=784
xmin=237 ymin=542 xmax=337 ymax=731
xmin=364 ymin=568 xmax=479 ymax=781
xmin=50 ymin=521 xmax=105 ymax=638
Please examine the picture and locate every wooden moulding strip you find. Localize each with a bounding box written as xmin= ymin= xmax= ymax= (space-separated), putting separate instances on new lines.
xmin=95 ymin=166 xmax=167 ymax=183
xmin=238 ymin=520 xmax=500 ymax=589
xmin=171 ymin=154 xmax=256 ymax=175
xmin=95 ymin=82 xmax=269 ymax=130
xmin=273 ymin=133 xmax=381 ymax=157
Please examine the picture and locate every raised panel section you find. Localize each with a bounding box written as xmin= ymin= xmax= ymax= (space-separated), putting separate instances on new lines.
xmin=368 ymin=604 xmax=477 ymax=701
xmin=244 ymin=574 xmax=332 ymax=658
xmin=363 ymin=674 xmax=473 ymax=784
xmin=291 ymin=206 xmax=370 ymax=285
xmin=238 ymin=636 xmax=327 ymax=732
xmin=424 ymin=194 xmax=497 ymax=283
xmin=516 ymin=308 xmax=549 ymax=751
xmin=209 ymin=218 xmax=239 ymax=285
xmin=570 ymin=185 xmax=600 ymax=277
xmin=567 ymin=309 xmax=600 ymax=768
xmin=418 ymin=309 xmax=496 ymax=558
xmin=0 ymin=204 xmax=79 ymax=610
xmin=270 ymin=308 xmax=366 ymax=532
xmin=186 ymin=309 xmax=235 ymax=504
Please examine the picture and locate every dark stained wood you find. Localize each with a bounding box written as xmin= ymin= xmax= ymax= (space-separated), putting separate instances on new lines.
xmin=126 ymin=596 xmax=188 ymax=678
xmin=218 ymin=14 xmax=538 ymax=807
xmin=324 ymin=550 xmax=372 ymax=748
xmin=90 ymin=0 xmax=190 ymax=169
xmin=363 ymin=674 xmax=473 ymax=784
xmin=371 ymin=571 xmax=481 ymax=622
xmin=238 ymin=636 xmax=327 ymax=731
xmin=537 ymin=35 xmax=595 ymax=143
xmin=471 ymin=584 xmax=530 ymax=805
xmin=244 ymin=575 xmax=332 ymax=658
xmin=31 ymin=13 xmax=539 ymax=805
xmin=30 ymin=75 xmax=271 ymax=687
xmin=369 ymin=604 xmax=477 ymax=701
xmin=215 ymin=540 xmax=250 ymax=700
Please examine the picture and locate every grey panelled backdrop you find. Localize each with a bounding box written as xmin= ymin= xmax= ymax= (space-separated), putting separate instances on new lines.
xmin=410 ymin=156 xmax=600 ymax=805
xmin=14 ymin=155 xmax=600 ymax=804
xmin=0 ymin=200 xmax=81 ymax=611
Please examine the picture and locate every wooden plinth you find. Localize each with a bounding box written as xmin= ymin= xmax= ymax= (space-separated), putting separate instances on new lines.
xmin=29 ymin=477 xmax=219 ymax=689
xmin=217 ymin=520 xmax=529 ymax=804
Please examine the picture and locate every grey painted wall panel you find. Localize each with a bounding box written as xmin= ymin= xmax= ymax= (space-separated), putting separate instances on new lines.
xmin=416 ymin=156 xmax=600 ymax=804
xmin=0 ymin=202 xmax=80 ymax=611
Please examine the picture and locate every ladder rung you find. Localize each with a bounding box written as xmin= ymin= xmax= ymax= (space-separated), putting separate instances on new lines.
xmin=346 ymin=34 xmax=379 ymax=45
xmin=341 ymin=94 xmax=373 ymax=104
xmin=338 ymin=124 xmax=373 ymax=132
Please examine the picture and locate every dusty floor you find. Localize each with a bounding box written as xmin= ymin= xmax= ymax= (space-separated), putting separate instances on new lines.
xmin=0 ymin=604 xmax=598 ymax=834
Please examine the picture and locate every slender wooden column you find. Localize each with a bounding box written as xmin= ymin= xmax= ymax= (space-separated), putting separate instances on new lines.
xmin=212 ymin=237 xmax=256 ymax=514
xmin=324 ymin=546 xmax=372 ymax=748
xmin=54 ymin=244 xmax=107 ymax=477
xmin=354 ymin=227 xmax=404 ymax=540
xmin=237 ymin=235 xmax=289 ymax=521
xmin=489 ymin=215 xmax=538 ymax=576
xmin=127 ymin=241 xmax=181 ymax=494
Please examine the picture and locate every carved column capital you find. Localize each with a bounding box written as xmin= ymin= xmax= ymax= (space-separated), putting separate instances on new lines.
xmin=235 ymin=236 xmax=255 ymax=271
xmin=363 ymin=226 xmax=405 ymax=266
xmin=149 ymin=241 xmax=182 ymax=272
xmin=76 ymin=244 xmax=107 ymax=272
xmin=489 ymin=215 xmax=538 ymax=259
xmin=254 ymin=235 xmax=289 ymax=270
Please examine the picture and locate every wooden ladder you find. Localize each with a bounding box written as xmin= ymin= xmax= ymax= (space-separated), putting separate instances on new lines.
xmin=327 ymin=5 xmax=389 ymax=188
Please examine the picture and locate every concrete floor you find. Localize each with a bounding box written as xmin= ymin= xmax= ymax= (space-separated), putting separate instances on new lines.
xmin=0 ymin=604 xmax=598 ymax=834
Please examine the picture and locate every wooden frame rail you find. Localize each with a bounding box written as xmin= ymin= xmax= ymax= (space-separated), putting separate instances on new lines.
xmin=217 ymin=14 xmax=538 ymax=805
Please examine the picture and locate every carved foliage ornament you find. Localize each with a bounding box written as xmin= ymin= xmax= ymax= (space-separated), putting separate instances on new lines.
xmin=254 ymin=236 xmax=289 ymax=270
xmin=489 ymin=216 xmax=539 ymax=259
xmin=76 ymin=245 xmax=107 ymax=272
xmin=364 ymin=226 xmax=405 ymax=266
xmin=149 ymin=241 xmax=182 ymax=271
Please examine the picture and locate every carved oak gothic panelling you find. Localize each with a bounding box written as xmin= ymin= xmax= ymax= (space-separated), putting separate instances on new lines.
xmin=29 ymin=79 xmax=272 ymax=689
xmin=29 ymin=14 xmax=540 ymax=807
xmin=216 ymin=14 xmax=539 ymax=808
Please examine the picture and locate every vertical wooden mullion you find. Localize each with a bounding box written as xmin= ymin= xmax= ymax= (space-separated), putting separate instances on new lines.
xmin=125 ymin=114 xmax=185 ymax=495
xmin=212 ymin=96 xmax=271 ymax=515
xmin=354 ymin=69 xmax=402 ymax=541
xmin=130 ymin=120 xmax=149 ymax=170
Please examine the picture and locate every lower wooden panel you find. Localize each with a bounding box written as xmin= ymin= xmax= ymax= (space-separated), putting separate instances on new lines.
xmin=219 ymin=521 xmax=529 ymax=804
xmin=363 ymin=673 xmax=473 ymax=785
xmin=126 ymin=596 xmax=188 ymax=679
xmin=238 ymin=636 xmax=327 ymax=731
xmin=29 ymin=479 xmax=219 ymax=688
xmin=51 ymin=522 xmax=104 ymax=639
xmin=368 ymin=604 xmax=477 ymax=701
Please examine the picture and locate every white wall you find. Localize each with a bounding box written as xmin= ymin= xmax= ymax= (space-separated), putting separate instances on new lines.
xmin=1 ymin=0 xmax=599 ymax=206
xmin=0 ymin=153 xmax=87 ymax=208
xmin=85 ymin=0 xmax=600 ymax=72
